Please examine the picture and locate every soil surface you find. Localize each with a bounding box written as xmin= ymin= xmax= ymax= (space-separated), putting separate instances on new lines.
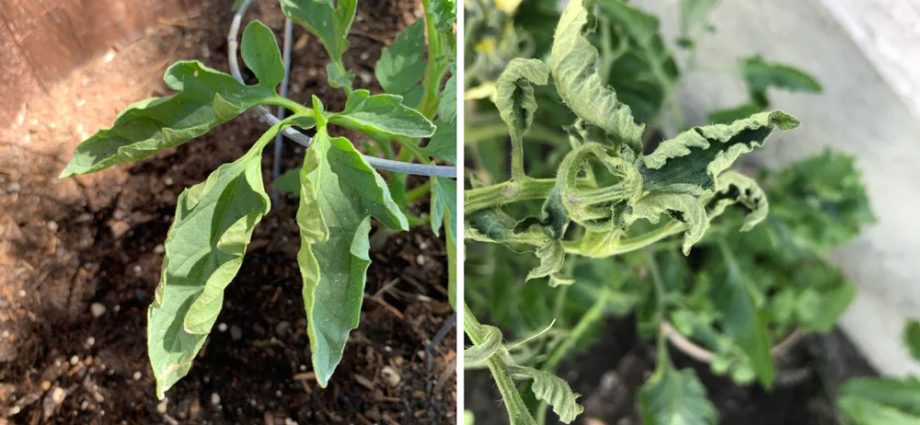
xmin=466 ymin=316 xmax=877 ymax=425
xmin=0 ymin=1 xmax=456 ymax=423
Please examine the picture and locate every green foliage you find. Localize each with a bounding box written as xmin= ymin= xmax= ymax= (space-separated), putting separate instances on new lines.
xmin=638 ymin=360 xmax=717 ymax=425
xmin=63 ymin=2 xmax=456 ymax=399
xmin=907 ymin=320 xmax=920 ymax=362
xmin=837 ymin=378 xmax=920 ymax=425
xmin=60 ymin=22 xmax=281 ymax=178
xmin=463 ymin=0 xmax=870 ymax=423
xmin=710 ymin=56 xmax=821 ymax=123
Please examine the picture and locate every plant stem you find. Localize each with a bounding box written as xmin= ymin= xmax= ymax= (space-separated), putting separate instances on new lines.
xmin=465 ymin=178 xmax=557 ymax=214
xmin=405 ymin=181 xmax=432 ymax=203
xmin=464 ymin=303 xmax=538 ymax=425
xmin=418 ymin=0 xmax=449 ymax=118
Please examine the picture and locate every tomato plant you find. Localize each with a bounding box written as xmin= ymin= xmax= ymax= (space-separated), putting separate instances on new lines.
xmin=60 ymin=0 xmax=456 ymax=398
xmin=463 ymin=0 xmax=873 ymax=424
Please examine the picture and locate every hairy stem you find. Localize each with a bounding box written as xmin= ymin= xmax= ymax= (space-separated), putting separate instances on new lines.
xmin=465 ymin=178 xmax=556 ymax=214
xmin=464 ymin=303 xmax=538 ymax=425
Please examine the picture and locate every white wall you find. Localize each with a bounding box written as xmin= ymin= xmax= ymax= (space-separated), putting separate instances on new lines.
xmin=634 ymin=0 xmax=920 ymax=376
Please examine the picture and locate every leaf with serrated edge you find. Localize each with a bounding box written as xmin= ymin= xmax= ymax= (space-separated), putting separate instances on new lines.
xmin=638 ymin=362 xmax=717 ymax=425
xmin=147 ymin=118 xmax=295 ymax=399
xmin=550 ymin=0 xmax=644 ymax=150
xmin=297 ymin=97 xmax=408 ymax=387
xmin=329 ymin=89 xmax=436 ymax=140
xmin=60 ymin=21 xmax=282 ymax=178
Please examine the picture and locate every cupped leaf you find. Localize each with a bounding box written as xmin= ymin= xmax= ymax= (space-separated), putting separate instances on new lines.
xmin=61 ymin=61 xmax=274 ymax=178
xmin=376 ymin=20 xmax=427 ymax=96
xmin=241 ymin=20 xmax=285 ymax=88
xmin=550 ymin=0 xmax=644 ymax=150
xmin=329 ymin=89 xmax=436 ymax=140
xmin=297 ymin=101 xmax=408 ymax=386
xmin=638 ymin=361 xmax=717 ymax=425
xmin=509 ymin=366 xmax=584 ymax=424
xmin=706 ymin=170 xmax=768 ymax=231
xmin=147 ymin=120 xmax=290 ymax=399
xmin=640 ymin=111 xmax=798 ymax=192
xmin=631 ymin=192 xmax=707 ymax=255
xmin=279 ymin=0 xmax=356 ymax=62
xmin=494 ymin=58 xmax=550 ymax=177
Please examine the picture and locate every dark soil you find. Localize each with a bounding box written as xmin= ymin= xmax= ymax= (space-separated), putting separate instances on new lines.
xmin=466 ymin=316 xmax=877 ymax=425
xmin=0 ymin=1 xmax=455 ymax=424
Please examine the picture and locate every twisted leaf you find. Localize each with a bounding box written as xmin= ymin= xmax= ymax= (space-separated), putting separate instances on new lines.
xmin=464 ymin=324 xmax=503 ymax=368
xmin=510 ymin=366 xmax=584 ymax=424
xmin=550 ymin=0 xmax=644 ymax=150
xmin=641 ymin=111 xmax=798 ymax=192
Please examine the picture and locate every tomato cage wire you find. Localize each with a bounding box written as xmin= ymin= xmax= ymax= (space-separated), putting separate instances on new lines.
xmin=227 ymin=0 xmax=458 ymax=181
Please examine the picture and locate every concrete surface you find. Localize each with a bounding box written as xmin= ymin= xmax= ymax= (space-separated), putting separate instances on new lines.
xmin=634 ymin=0 xmax=920 ymax=377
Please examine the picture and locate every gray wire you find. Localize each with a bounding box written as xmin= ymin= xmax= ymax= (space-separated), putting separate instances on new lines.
xmin=227 ymin=0 xmax=457 ymax=178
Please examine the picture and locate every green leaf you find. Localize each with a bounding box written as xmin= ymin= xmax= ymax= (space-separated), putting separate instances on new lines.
xmin=431 ymin=177 xmax=457 ymax=240
xmin=425 ymin=117 xmax=457 ymax=162
xmin=494 ymin=58 xmax=550 ymax=159
xmin=428 ymin=0 xmax=457 ymax=33
xmin=550 ymin=0 xmax=644 ymax=151
xmin=837 ymin=377 xmax=920 ymax=425
xmin=641 ymin=111 xmax=799 ymax=192
xmin=510 ymin=366 xmax=584 ymax=424
xmin=147 ymin=121 xmax=287 ymax=399
xmin=794 ymin=276 xmax=855 ymax=333
xmin=767 ymin=150 xmax=874 ymax=252
xmin=631 ymin=192 xmax=707 ymax=255
xmin=326 ymin=63 xmax=355 ymax=90
xmin=905 ymin=320 xmax=920 ymax=362
xmin=438 ymin=72 xmax=457 ymax=122
xmin=61 ymin=61 xmax=274 ymax=178
xmin=708 ymin=102 xmax=762 ymax=124
xmin=376 ymin=20 xmax=427 ymax=96
xmin=638 ymin=362 xmax=717 ymax=425
xmin=526 ymin=240 xmax=565 ymax=282
xmin=713 ymin=241 xmax=774 ymax=387
xmin=596 ymin=0 xmax=679 ymax=123
xmin=329 ymin=89 xmax=436 ymax=140
xmin=241 ymin=20 xmax=285 ymax=88
xmin=272 ymin=168 xmax=301 ymax=196
xmin=297 ymin=99 xmax=408 ymax=387
xmin=679 ymin=0 xmax=719 ymax=37
xmin=279 ymin=0 xmax=356 ymax=62
xmin=740 ymin=56 xmax=822 ymax=102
